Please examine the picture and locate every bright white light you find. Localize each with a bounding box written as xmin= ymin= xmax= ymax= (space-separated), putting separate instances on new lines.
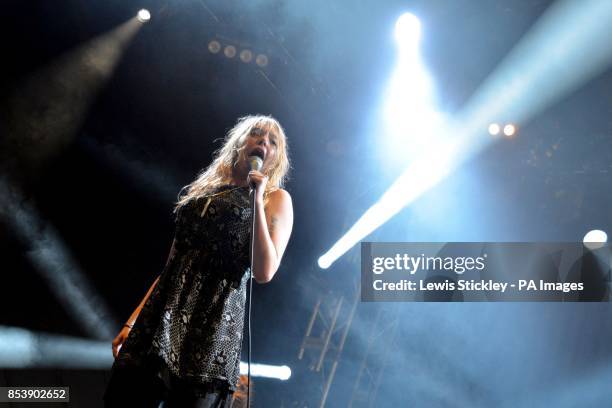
xmin=319 ymin=0 xmax=612 ymax=269
xmin=320 ymin=137 xmax=458 ymax=267
xmin=382 ymin=11 xmax=444 ymax=170
xmin=137 ymin=9 xmax=151 ymax=23
xmin=318 ymin=255 xmax=331 ymax=269
xmin=395 ymin=13 xmax=421 ymax=50
xmin=503 ymin=124 xmax=516 ymax=136
xmin=488 ymin=123 xmax=501 ymax=135
xmin=320 ymin=10 xmax=445 ymax=269
xmin=0 ymin=326 xmax=112 ymax=368
xmin=583 ymin=229 xmax=607 ymax=250
xmin=383 ymin=63 xmax=441 ymax=155
xmin=239 ymin=362 xmax=291 ymax=380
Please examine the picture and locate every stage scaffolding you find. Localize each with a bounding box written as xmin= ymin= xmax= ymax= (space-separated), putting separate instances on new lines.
xmin=297 ymin=279 xmax=400 ymax=408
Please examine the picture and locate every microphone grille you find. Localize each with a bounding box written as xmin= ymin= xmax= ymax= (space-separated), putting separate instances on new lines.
xmin=248 ymin=156 xmax=263 ymax=171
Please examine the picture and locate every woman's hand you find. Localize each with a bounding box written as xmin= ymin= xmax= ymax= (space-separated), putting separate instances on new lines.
xmin=247 ymin=170 xmax=268 ymax=202
xmin=112 ymin=326 xmax=131 ymax=359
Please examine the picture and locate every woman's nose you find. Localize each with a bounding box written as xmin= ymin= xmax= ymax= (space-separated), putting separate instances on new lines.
xmin=257 ymin=135 xmax=269 ymax=146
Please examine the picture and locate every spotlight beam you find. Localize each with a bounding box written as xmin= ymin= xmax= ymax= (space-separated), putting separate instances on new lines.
xmin=0 ymin=325 xmax=292 ymax=377
xmin=0 ymin=326 xmax=112 ymax=368
xmin=0 ymin=179 xmax=118 ymax=340
xmin=1 ymin=17 xmax=144 ymax=174
xmin=320 ymin=0 xmax=612 ymax=268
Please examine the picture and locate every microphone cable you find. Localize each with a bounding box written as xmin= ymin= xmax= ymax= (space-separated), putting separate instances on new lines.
xmin=246 ymin=155 xmax=262 ymax=408
xmin=247 ymin=186 xmax=256 ymax=408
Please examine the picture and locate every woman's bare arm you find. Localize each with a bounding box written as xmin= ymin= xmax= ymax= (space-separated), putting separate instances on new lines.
xmin=251 ymin=188 xmax=293 ymax=283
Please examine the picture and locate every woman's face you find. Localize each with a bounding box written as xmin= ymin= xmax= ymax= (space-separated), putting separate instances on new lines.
xmin=242 ymin=124 xmax=279 ymax=172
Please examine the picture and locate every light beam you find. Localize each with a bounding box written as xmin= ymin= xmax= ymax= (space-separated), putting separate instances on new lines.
xmin=321 ymin=0 xmax=612 ymax=268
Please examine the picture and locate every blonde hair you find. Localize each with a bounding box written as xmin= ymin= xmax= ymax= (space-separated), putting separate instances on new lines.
xmin=174 ymin=115 xmax=290 ymax=212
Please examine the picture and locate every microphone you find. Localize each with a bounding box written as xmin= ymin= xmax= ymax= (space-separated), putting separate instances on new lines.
xmin=248 ymin=156 xmax=263 ymax=189
xmin=248 ymin=155 xmax=263 ymax=172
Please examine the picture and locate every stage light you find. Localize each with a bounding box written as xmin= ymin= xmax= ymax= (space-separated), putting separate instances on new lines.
xmin=0 ymin=326 xmax=112 ymax=368
xmin=488 ymin=123 xmax=501 ymax=135
xmin=583 ymin=229 xmax=607 ymax=250
xmin=137 ymin=9 xmax=151 ymax=23
xmin=381 ymin=10 xmax=443 ymax=170
xmin=319 ymin=0 xmax=612 ymax=268
xmin=395 ymin=13 xmax=421 ymax=50
xmin=224 ymin=45 xmax=236 ymax=58
xmin=255 ymin=54 xmax=269 ymax=67
xmin=208 ymin=40 xmax=221 ymax=54
xmin=503 ymin=124 xmax=516 ymax=137
xmin=240 ymin=49 xmax=253 ymax=63
xmin=318 ymin=256 xmax=331 ymax=270
xmin=239 ymin=362 xmax=291 ymax=380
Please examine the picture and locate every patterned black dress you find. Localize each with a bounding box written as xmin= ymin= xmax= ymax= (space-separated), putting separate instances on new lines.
xmin=106 ymin=185 xmax=252 ymax=405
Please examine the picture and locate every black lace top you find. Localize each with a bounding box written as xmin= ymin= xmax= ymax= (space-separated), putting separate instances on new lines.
xmin=114 ymin=185 xmax=252 ymax=392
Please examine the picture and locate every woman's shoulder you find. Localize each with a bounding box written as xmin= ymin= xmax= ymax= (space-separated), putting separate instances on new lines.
xmin=266 ymin=188 xmax=293 ymax=213
xmin=268 ymin=188 xmax=292 ymax=201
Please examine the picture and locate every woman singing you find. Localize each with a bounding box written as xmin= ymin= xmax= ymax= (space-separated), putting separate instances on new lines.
xmin=104 ymin=115 xmax=293 ymax=407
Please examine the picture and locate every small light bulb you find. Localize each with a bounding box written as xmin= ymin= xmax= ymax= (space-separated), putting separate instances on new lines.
xmin=137 ymin=9 xmax=151 ymax=23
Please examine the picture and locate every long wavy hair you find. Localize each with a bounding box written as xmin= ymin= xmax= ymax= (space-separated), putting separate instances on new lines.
xmin=174 ymin=115 xmax=290 ymax=212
